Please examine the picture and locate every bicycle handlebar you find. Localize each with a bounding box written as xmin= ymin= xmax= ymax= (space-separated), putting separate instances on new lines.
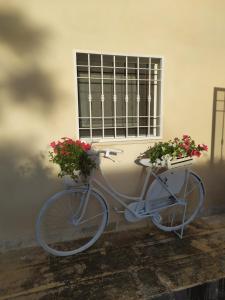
xmin=87 ymin=148 xmax=123 ymax=157
xmin=100 ymin=148 xmax=123 ymax=157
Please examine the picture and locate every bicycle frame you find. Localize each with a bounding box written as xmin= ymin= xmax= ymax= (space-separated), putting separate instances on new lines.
xmin=79 ymin=153 xmax=183 ymax=221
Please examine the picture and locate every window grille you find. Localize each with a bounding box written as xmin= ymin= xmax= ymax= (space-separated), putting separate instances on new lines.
xmin=75 ymin=52 xmax=163 ymax=140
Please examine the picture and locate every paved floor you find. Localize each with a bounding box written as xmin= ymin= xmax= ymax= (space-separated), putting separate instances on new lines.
xmin=1 ymin=215 xmax=225 ymax=300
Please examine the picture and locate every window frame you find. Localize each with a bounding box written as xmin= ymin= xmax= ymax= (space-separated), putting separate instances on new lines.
xmin=74 ymin=50 xmax=164 ymax=143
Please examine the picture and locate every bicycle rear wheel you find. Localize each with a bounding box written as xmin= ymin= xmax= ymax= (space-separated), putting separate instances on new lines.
xmin=36 ymin=188 xmax=108 ymax=256
xmin=147 ymin=170 xmax=205 ymax=232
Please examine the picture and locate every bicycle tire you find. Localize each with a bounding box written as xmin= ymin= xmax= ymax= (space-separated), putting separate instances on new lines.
xmin=148 ymin=171 xmax=205 ymax=232
xmin=36 ymin=187 xmax=108 ymax=256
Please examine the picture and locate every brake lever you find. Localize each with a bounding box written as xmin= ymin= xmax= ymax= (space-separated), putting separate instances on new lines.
xmin=104 ymin=154 xmax=116 ymax=163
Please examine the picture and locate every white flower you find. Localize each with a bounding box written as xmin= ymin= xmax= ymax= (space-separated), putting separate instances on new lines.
xmin=73 ymin=170 xmax=80 ymax=176
xmin=161 ymin=160 xmax=166 ymax=167
xmin=162 ymin=154 xmax=172 ymax=161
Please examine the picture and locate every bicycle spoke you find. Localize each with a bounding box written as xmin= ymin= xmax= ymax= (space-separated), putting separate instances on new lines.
xmin=78 ymin=212 xmax=106 ymax=225
xmin=184 ymin=183 xmax=198 ymax=198
xmin=170 ymin=210 xmax=176 ymax=226
xmin=182 ymin=173 xmax=189 ymax=198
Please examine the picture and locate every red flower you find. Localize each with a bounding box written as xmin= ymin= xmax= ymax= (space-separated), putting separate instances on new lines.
xmin=191 ymin=150 xmax=201 ymax=157
xmin=187 ymin=149 xmax=192 ymax=156
xmin=61 ymin=150 xmax=68 ymax=155
xmin=202 ymin=144 xmax=208 ymax=151
xmin=83 ymin=143 xmax=91 ymax=151
xmin=197 ymin=144 xmax=208 ymax=152
xmin=184 ymin=139 xmax=190 ymax=146
xmin=75 ymin=140 xmax=82 ymax=146
xmin=74 ymin=140 xmax=91 ymax=151
xmin=182 ymin=134 xmax=190 ymax=140
xmin=50 ymin=141 xmax=56 ymax=148
xmin=56 ymin=141 xmax=63 ymax=147
xmin=66 ymin=139 xmax=74 ymax=145
xmin=50 ymin=138 xmax=92 ymax=156
xmin=181 ymin=143 xmax=190 ymax=151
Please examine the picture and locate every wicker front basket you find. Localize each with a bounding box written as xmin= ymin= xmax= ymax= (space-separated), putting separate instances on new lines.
xmin=63 ymin=175 xmax=87 ymax=187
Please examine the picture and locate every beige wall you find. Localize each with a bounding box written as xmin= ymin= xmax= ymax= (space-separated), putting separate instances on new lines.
xmin=1 ymin=0 xmax=225 ymax=250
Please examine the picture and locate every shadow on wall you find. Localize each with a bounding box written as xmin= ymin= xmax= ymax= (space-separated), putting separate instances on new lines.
xmin=192 ymin=161 xmax=225 ymax=216
xmin=0 ymin=8 xmax=59 ymax=117
xmin=0 ymin=8 xmax=63 ymax=249
xmin=0 ymin=142 xmax=60 ymax=246
xmin=0 ymin=142 xmax=149 ymax=250
xmin=0 ymin=9 xmax=48 ymax=56
xmin=195 ymin=87 xmax=225 ymax=215
xmin=5 ymin=66 xmax=58 ymax=112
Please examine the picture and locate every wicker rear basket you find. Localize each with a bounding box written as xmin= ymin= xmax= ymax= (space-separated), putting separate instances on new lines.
xmin=139 ymin=156 xmax=194 ymax=169
xmin=167 ymin=156 xmax=194 ymax=169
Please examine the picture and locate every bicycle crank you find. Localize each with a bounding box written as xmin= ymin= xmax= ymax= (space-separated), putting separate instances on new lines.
xmin=124 ymin=201 xmax=149 ymax=222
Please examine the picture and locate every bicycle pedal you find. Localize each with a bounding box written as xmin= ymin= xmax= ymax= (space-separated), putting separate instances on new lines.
xmin=152 ymin=213 xmax=162 ymax=223
xmin=113 ymin=207 xmax=125 ymax=214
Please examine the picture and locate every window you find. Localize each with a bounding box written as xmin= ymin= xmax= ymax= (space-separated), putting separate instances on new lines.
xmin=75 ymin=51 xmax=163 ymax=141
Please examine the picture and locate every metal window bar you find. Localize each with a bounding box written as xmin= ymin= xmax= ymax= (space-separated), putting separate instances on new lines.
xmin=88 ymin=54 xmax=92 ymax=139
xmin=113 ymin=56 xmax=117 ymax=138
xmin=77 ymin=64 xmax=163 ymax=71
xmin=101 ymin=55 xmax=104 ymax=139
xmin=220 ymin=93 xmax=225 ymax=159
xmin=79 ymin=115 xmax=160 ymax=119
xmin=158 ymin=58 xmax=162 ymax=137
xmin=74 ymin=54 xmax=80 ymax=139
xmin=125 ymin=57 xmax=128 ymax=137
xmin=79 ymin=125 xmax=160 ymax=130
xmin=137 ymin=57 xmax=140 ymax=137
xmin=79 ymin=115 xmax=160 ymax=120
xmin=153 ymin=63 xmax=158 ymax=137
xmin=76 ymin=52 xmax=163 ymax=140
xmin=77 ymin=76 xmax=161 ymax=81
xmin=148 ymin=58 xmax=151 ymax=136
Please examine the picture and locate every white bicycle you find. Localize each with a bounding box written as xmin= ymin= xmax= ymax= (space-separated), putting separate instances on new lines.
xmin=36 ymin=149 xmax=205 ymax=256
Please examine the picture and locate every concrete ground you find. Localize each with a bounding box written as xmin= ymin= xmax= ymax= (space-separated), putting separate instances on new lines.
xmin=1 ymin=215 xmax=225 ymax=300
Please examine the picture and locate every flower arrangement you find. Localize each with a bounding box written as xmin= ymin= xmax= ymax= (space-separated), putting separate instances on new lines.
xmin=49 ymin=137 xmax=96 ymax=180
xmin=145 ymin=135 xmax=208 ymax=167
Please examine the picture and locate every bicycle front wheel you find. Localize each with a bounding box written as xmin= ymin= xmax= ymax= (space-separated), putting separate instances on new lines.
xmin=36 ymin=188 xmax=108 ymax=256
